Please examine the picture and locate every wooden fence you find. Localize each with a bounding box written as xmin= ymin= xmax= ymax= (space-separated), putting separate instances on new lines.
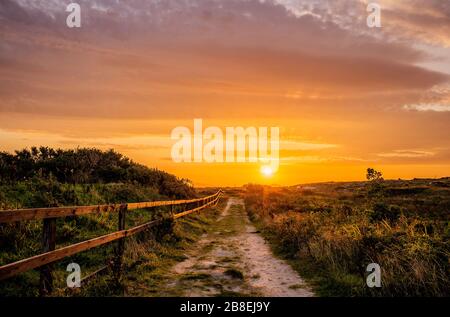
xmin=0 ymin=190 xmax=223 ymax=294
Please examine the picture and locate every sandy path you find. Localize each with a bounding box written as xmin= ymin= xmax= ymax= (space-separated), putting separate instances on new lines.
xmin=160 ymin=198 xmax=314 ymax=297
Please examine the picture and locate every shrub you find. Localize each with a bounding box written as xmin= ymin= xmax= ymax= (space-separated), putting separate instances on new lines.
xmin=243 ymin=184 xmax=450 ymax=297
xmin=0 ymin=147 xmax=194 ymax=199
xmin=369 ymin=203 xmax=401 ymax=224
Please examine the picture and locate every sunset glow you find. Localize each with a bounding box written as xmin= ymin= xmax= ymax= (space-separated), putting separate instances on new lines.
xmin=0 ymin=0 xmax=449 ymax=186
xmin=261 ymin=166 xmax=274 ymax=178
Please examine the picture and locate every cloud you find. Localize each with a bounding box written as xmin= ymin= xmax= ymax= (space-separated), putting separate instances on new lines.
xmin=379 ymin=0 xmax=450 ymax=46
xmin=274 ymin=0 xmax=450 ymax=47
xmin=280 ymin=154 xmax=371 ymax=165
xmin=0 ymin=0 xmax=449 ymax=180
xmin=403 ymin=103 xmax=450 ymax=112
xmin=1 ymin=0 xmax=449 ymax=119
xmin=377 ymin=149 xmax=435 ymax=158
xmin=281 ymin=140 xmax=338 ymax=151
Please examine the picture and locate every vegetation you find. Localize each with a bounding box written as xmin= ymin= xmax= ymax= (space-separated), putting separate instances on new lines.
xmin=0 ymin=147 xmax=194 ymax=201
xmin=244 ymin=170 xmax=450 ymax=296
xmin=2 ymin=150 xmax=449 ymax=298
xmin=0 ymin=147 xmax=205 ymax=296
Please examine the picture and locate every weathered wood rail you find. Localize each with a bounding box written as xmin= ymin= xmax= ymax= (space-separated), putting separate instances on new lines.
xmin=0 ymin=190 xmax=223 ymax=294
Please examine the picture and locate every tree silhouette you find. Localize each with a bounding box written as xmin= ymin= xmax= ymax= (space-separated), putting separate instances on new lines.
xmin=366 ymin=168 xmax=383 ymax=182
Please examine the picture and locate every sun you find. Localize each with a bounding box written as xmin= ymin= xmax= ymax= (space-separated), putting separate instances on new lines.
xmin=261 ymin=166 xmax=274 ymax=177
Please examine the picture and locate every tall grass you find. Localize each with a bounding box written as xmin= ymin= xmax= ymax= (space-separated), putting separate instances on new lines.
xmin=244 ymin=182 xmax=450 ymax=296
xmin=0 ymin=178 xmax=209 ymax=296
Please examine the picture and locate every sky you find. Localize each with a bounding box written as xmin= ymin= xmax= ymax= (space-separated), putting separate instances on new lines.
xmin=0 ymin=0 xmax=449 ymax=186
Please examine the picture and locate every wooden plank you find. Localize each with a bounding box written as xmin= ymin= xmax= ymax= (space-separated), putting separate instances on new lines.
xmin=0 ymin=191 xmax=222 ymax=281
xmin=172 ymin=197 xmax=218 ymax=219
xmin=80 ymin=265 xmax=109 ymax=284
xmin=0 ymin=192 xmax=221 ymax=223
xmin=0 ymin=204 xmax=125 ymax=224
xmin=66 ymin=265 xmax=110 ymax=292
xmin=69 ymin=195 xmax=219 ymax=286
xmin=0 ymin=219 xmax=159 ymax=281
xmin=127 ymin=193 xmax=218 ymax=210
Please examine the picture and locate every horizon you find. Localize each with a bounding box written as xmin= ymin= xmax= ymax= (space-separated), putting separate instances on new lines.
xmin=3 ymin=145 xmax=449 ymax=188
xmin=1 ymin=0 xmax=449 ymax=187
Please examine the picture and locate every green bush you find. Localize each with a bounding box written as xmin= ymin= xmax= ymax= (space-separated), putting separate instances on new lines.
xmin=0 ymin=147 xmax=194 ymax=199
xmin=0 ymin=148 xmax=200 ymax=296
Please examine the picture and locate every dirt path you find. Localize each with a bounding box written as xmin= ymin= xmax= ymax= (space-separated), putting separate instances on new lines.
xmin=159 ymin=198 xmax=314 ymax=297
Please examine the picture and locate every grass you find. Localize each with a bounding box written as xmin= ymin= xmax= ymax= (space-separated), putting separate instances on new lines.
xmin=117 ymin=197 xmax=228 ymax=297
xmin=0 ymin=182 xmax=227 ymax=297
xmin=244 ymin=178 xmax=450 ymax=297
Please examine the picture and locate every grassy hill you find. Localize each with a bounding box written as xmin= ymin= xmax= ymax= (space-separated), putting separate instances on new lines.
xmin=244 ymin=177 xmax=450 ymax=296
xmin=0 ymin=147 xmax=195 ymax=210
xmin=0 ymin=147 xmax=204 ymax=296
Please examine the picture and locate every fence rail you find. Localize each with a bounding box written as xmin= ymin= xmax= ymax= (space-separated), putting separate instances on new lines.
xmin=0 ymin=193 xmax=221 ymax=223
xmin=0 ymin=190 xmax=223 ymax=294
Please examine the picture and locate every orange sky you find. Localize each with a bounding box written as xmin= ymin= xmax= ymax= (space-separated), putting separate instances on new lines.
xmin=0 ymin=0 xmax=449 ymax=186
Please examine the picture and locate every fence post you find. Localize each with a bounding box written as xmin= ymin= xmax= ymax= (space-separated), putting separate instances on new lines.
xmin=214 ymin=194 xmax=219 ymax=206
xmin=40 ymin=218 xmax=56 ymax=296
xmin=113 ymin=204 xmax=127 ymax=284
